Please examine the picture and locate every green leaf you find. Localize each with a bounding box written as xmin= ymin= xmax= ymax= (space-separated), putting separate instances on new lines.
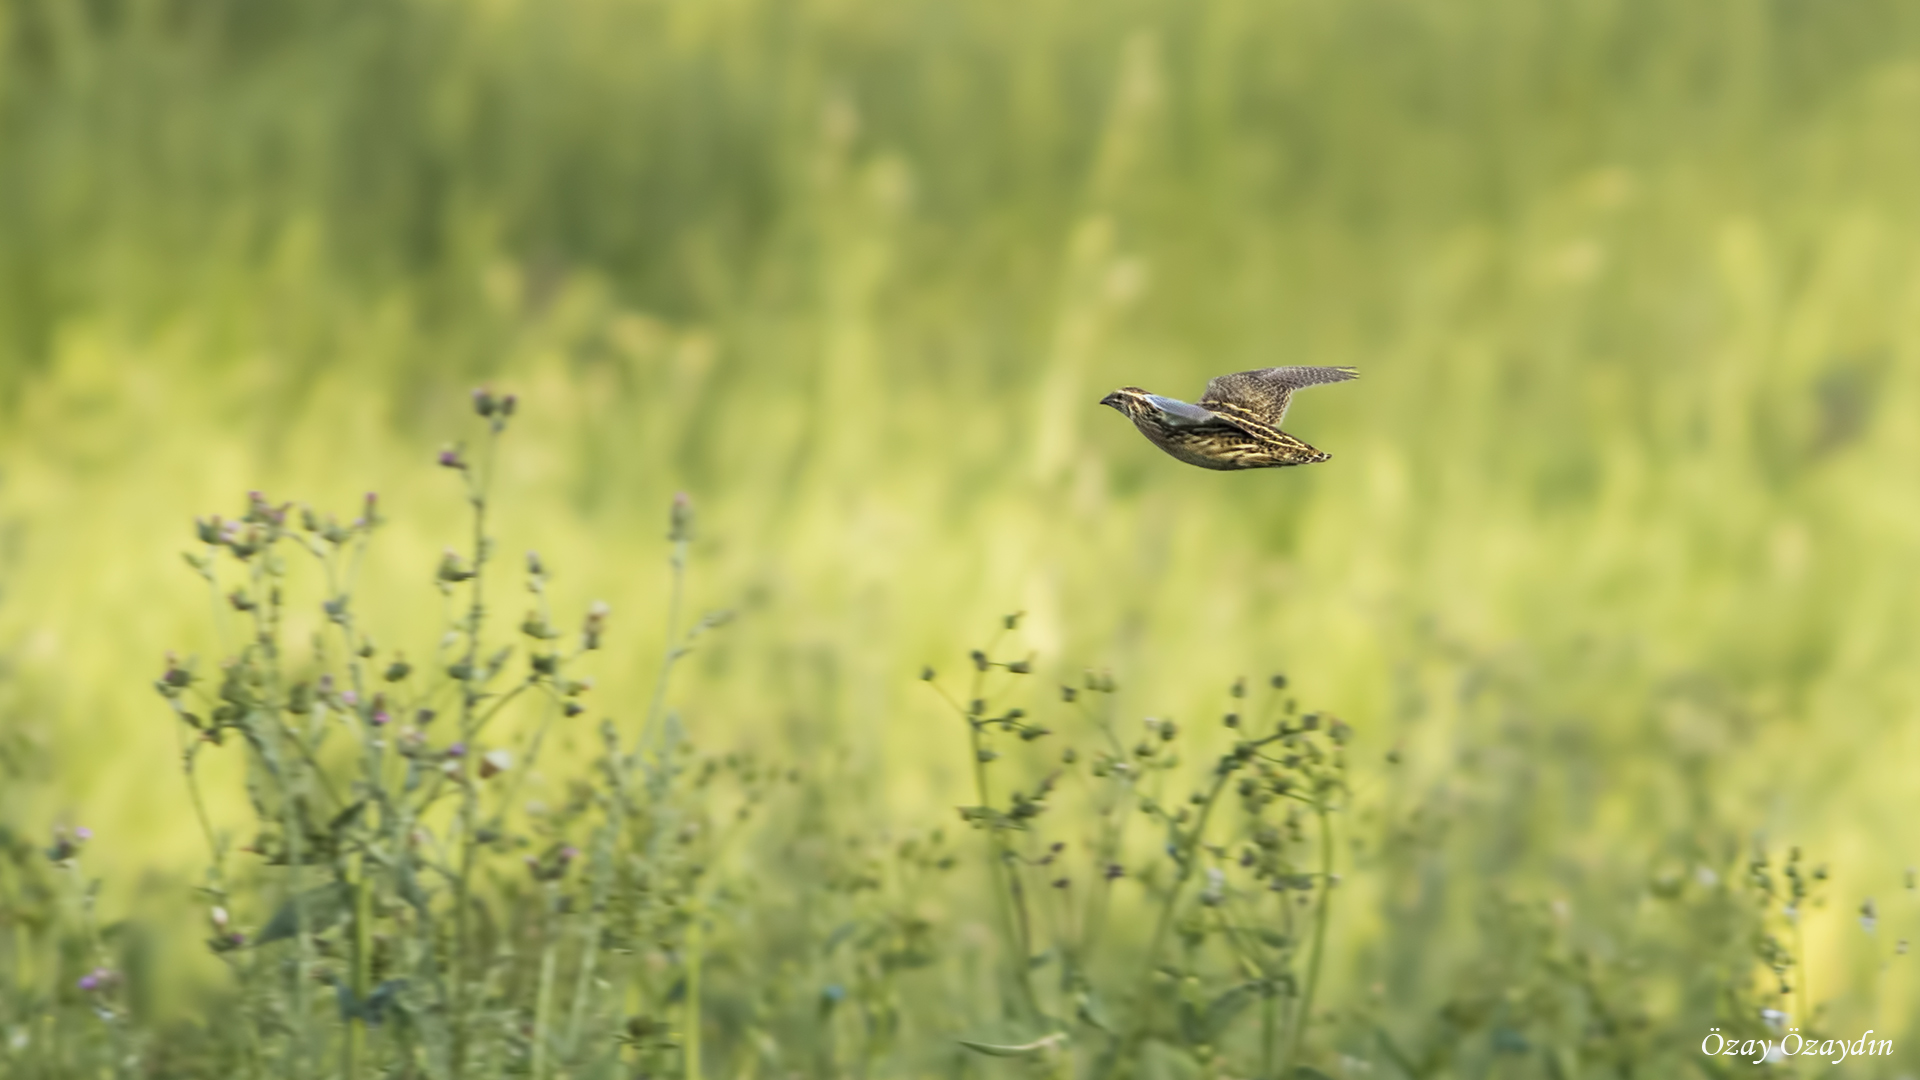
xmin=1293 ymin=1068 xmax=1336 ymax=1080
xmin=1374 ymin=1026 xmax=1425 ymax=1078
xmin=1200 ymin=982 xmax=1259 ymax=1041
xmin=956 ymin=1033 xmax=1068 ymax=1057
xmin=1075 ymin=990 xmax=1116 ymax=1034
xmin=327 ymin=799 xmax=367 ymax=834
xmin=253 ymin=882 xmax=350 ymax=947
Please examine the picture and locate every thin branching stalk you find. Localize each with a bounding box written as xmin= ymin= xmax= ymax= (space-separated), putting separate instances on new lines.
xmin=1283 ymin=800 xmax=1335 ymax=1076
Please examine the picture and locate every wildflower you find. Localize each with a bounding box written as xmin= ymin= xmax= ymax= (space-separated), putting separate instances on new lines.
xmin=446 ymin=742 xmax=467 ymax=759
xmin=437 ymin=446 xmax=464 ymax=470
xmin=341 ymin=690 xmax=359 ymax=708
xmin=46 ymin=826 xmax=87 ymax=863
xmin=76 ymin=967 xmax=112 ymax=992
xmin=472 ymin=387 xmax=497 ymax=417
xmin=371 ymin=709 xmax=391 ymax=727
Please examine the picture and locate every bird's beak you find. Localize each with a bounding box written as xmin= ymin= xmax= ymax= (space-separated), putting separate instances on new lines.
xmin=1098 ymin=391 xmax=1122 ymax=410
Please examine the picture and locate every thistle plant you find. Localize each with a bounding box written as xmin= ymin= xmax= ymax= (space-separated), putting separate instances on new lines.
xmin=925 ymin=618 xmax=1358 ymax=1079
xmin=144 ymin=390 xmax=763 ymax=1080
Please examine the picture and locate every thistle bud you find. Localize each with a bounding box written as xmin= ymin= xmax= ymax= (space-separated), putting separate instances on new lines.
xmin=668 ymin=492 xmax=694 ymax=542
xmin=438 ymin=549 xmax=474 ymax=583
xmin=583 ymin=601 xmax=609 ymax=650
xmin=472 ymin=387 xmax=496 ymax=417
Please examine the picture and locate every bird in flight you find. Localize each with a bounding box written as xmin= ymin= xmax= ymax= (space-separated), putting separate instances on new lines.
xmin=1099 ymin=366 xmax=1357 ymax=470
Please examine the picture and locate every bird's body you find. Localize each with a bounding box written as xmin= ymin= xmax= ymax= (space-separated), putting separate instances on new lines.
xmin=1099 ymin=366 xmax=1357 ymax=470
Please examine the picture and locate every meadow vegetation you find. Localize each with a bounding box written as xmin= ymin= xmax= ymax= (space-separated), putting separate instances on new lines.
xmin=4 ymin=0 xmax=1920 ymax=1075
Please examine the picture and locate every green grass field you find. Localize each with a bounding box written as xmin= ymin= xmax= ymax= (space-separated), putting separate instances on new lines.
xmin=5 ymin=0 xmax=1920 ymax=1075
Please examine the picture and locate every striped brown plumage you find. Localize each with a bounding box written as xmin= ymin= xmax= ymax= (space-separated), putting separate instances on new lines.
xmin=1098 ymin=365 xmax=1357 ymax=471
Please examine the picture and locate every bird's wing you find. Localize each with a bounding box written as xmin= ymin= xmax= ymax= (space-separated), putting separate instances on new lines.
xmin=1198 ymin=366 xmax=1358 ymax=425
xmin=1143 ymin=393 xmax=1238 ymax=430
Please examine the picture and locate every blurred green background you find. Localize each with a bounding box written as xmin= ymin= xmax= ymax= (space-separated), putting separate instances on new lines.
xmin=4 ymin=0 xmax=1920 ymax=1055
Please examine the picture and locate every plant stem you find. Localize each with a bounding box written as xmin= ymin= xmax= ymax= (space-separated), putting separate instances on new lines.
xmin=1108 ymin=764 xmax=1232 ymax=1076
xmin=685 ymin=905 xmax=704 ymax=1080
xmin=532 ymin=897 xmax=559 ymax=1080
xmin=451 ymin=428 xmax=498 ymax=1077
xmin=966 ymin=716 xmax=1039 ymax=1018
xmin=1283 ymin=801 xmax=1335 ymax=1075
xmin=346 ymin=868 xmax=372 ymax=1080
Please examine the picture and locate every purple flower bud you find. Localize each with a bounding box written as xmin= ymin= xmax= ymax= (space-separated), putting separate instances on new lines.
xmin=341 ymin=690 xmax=359 ymax=707
xmin=74 ymin=827 xmax=92 ymax=842
xmin=78 ymin=974 xmax=98 ymax=991
xmin=371 ymin=710 xmax=390 ymax=726
xmin=438 ymin=448 xmax=462 ymax=468
xmin=447 ymin=742 xmax=467 ymax=759
xmin=561 ymin=846 xmax=580 ymax=861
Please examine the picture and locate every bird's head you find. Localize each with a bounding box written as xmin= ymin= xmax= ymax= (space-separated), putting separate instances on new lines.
xmin=1100 ymin=387 xmax=1150 ymax=417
